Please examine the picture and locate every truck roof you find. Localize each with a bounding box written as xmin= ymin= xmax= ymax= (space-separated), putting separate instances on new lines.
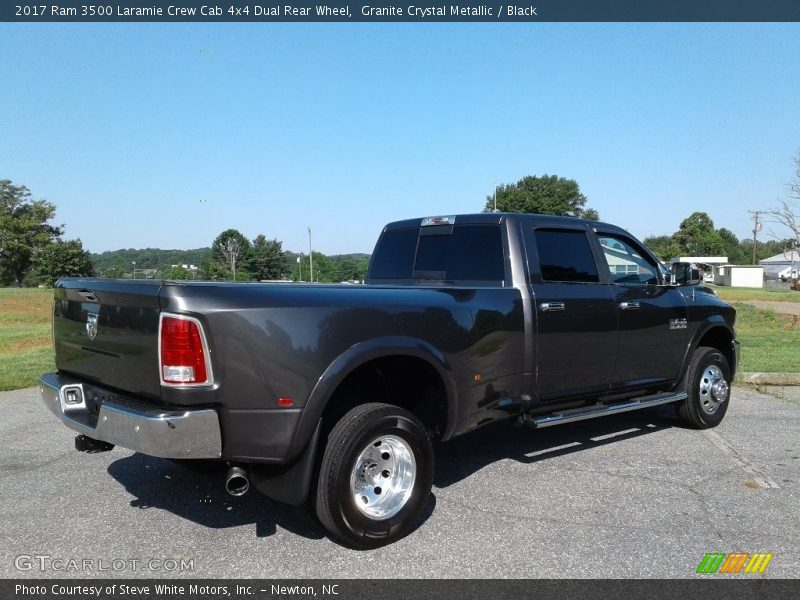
xmin=383 ymin=212 xmax=630 ymax=236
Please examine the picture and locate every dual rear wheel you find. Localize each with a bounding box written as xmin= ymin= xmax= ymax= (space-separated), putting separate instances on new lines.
xmin=313 ymin=403 xmax=434 ymax=549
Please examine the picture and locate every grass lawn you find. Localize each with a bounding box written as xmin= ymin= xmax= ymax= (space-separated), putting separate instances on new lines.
xmin=732 ymin=303 xmax=800 ymax=373
xmin=0 ymin=286 xmax=797 ymax=392
xmin=0 ymin=287 xmax=54 ymax=391
xmin=715 ymin=286 xmax=800 ymax=303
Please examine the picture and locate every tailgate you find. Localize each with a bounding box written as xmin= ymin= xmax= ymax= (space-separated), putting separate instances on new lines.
xmin=53 ymin=278 xmax=163 ymax=400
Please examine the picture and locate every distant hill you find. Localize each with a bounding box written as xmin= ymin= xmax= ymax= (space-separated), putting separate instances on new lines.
xmin=90 ymin=248 xmax=213 ymax=272
xmin=90 ymin=248 xmax=372 ymax=280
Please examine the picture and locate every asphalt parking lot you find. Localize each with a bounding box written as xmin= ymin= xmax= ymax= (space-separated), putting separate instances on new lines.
xmin=2 ymin=386 xmax=799 ymax=579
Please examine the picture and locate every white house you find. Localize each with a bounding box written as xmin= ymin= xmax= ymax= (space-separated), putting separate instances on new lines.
xmin=759 ymin=250 xmax=800 ymax=280
xmin=713 ymin=265 xmax=764 ymax=288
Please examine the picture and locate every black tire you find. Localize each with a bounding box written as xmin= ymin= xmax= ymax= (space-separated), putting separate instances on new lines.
xmin=314 ymin=403 xmax=434 ymax=549
xmin=677 ymin=346 xmax=731 ymax=429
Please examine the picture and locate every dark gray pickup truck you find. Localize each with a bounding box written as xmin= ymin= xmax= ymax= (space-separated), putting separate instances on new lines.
xmin=41 ymin=213 xmax=738 ymax=547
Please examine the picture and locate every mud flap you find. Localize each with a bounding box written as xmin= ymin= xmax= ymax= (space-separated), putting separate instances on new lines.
xmin=250 ymin=421 xmax=321 ymax=505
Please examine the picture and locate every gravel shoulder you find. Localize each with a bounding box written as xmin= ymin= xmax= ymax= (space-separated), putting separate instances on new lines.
xmin=743 ymin=300 xmax=800 ymax=317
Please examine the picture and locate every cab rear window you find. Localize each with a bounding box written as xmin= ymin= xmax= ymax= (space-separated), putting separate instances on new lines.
xmin=369 ymin=225 xmax=505 ymax=282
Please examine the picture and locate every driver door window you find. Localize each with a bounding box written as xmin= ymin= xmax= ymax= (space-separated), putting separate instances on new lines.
xmin=598 ymin=236 xmax=659 ymax=285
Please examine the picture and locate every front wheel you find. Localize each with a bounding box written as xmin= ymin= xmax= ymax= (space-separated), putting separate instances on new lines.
xmin=677 ymin=346 xmax=731 ymax=429
xmin=314 ymin=403 xmax=434 ymax=549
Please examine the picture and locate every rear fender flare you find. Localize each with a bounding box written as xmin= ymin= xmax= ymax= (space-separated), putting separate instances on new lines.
xmin=285 ymin=336 xmax=458 ymax=462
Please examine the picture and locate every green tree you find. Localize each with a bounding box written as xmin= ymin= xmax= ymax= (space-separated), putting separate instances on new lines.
xmin=252 ymin=234 xmax=286 ymax=280
xmin=102 ymin=265 xmax=126 ymax=278
xmin=336 ymin=256 xmax=360 ymax=281
xmin=484 ymin=174 xmax=599 ymax=220
xmin=642 ymin=235 xmax=682 ymax=262
xmin=33 ymin=239 xmax=94 ymax=287
xmin=211 ymin=229 xmax=255 ymax=280
xmin=740 ymin=237 xmax=795 ymax=262
xmin=199 ymin=259 xmax=230 ymax=280
xmin=309 ymin=251 xmax=332 ymax=282
xmin=0 ymin=180 xmax=63 ymax=286
xmin=163 ymin=265 xmax=192 ymax=280
xmin=718 ymin=228 xmax=746 ymax=264
xmin=354 ymin=256 xmax=369 ymax=281
xmin=672 ymin=212 xmax=724 ymax=256
xmin=646 ymin=213 xmax=759 ymax=265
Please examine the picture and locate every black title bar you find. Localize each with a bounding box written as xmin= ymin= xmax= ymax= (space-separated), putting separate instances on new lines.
xmin=3 ymin=0 xmax=800 ymax=22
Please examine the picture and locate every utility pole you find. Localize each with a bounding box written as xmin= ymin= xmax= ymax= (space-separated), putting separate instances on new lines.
xmin=308 ymin=227 xmax=313 ymax=283
xmin=749 ymin=210 xmax=763 ymax=265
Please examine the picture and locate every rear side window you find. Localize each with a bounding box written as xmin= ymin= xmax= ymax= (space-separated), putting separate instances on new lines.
xmin=533 ymin=229 xmax=599 ymax=283
xmin=369 ymin=224 xmax=505 ymax=281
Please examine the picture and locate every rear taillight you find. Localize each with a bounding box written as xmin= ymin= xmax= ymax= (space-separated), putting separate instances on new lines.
xmin=159 ymin=314 xmax=212 ymax=386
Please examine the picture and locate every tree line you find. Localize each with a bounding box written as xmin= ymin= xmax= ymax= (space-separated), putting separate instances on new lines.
xmin=92 ymin=247 xmax=212 ymax=276
xmin=94 ymin=228 xmax=369 ymax=283
xmin=186 ymin=228 xmax=370 ymax=282
xmin=92 ymin=243 xmax=371 ymax=283
xmin=643 ymin=212 xmax=795 ymax=264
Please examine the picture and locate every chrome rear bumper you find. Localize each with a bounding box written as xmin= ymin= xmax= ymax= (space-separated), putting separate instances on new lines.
xmin=40 ymin=372 xmax=222 ymax=459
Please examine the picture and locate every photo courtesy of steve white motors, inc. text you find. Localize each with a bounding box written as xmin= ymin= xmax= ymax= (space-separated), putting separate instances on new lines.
xmin=15 ymin=583 xmax=339 ymax=597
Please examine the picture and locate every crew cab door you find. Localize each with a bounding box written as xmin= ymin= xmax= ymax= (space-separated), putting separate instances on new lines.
xmin=594 ymin=231 xmax=690 ymax=389
xmin=524 ymin=226 xmax=619 ymax=401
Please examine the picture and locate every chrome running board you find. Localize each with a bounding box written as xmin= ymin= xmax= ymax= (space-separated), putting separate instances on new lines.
xmin=526 ymin=391 xmax=687 ymax=429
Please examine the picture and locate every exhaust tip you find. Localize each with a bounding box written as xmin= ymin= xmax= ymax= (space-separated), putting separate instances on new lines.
xmin=225 ymin=466 xmax=249 ymax=496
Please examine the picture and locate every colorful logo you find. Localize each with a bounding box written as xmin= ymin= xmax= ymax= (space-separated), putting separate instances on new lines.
xmin=696 ymin=552 xmax=773 ymax=574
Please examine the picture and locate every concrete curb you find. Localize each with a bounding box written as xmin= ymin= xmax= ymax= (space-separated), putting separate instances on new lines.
xmin=736 ymin=372 xmax=800 ymax=385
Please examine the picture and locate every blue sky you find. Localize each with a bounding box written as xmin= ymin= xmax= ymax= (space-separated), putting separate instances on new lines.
xmin=2 ymin=23 xmax=799 ymax=254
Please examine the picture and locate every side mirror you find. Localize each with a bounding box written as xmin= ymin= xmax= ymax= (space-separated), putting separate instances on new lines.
xmin=670 ymin=262 xmax=702 ymax=286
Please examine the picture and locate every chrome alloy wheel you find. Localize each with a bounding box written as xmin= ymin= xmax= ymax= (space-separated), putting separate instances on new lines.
xmin=350 ymin=435 xmax=416 ymax=520
xmin=698 ymin=364 xmax=729 ymax=415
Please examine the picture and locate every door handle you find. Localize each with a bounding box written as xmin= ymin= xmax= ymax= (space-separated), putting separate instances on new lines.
xmin=540 ymin=302 xmax=565 ymax=312
xmin=619 ymin=301 xmax=640 ymax=311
